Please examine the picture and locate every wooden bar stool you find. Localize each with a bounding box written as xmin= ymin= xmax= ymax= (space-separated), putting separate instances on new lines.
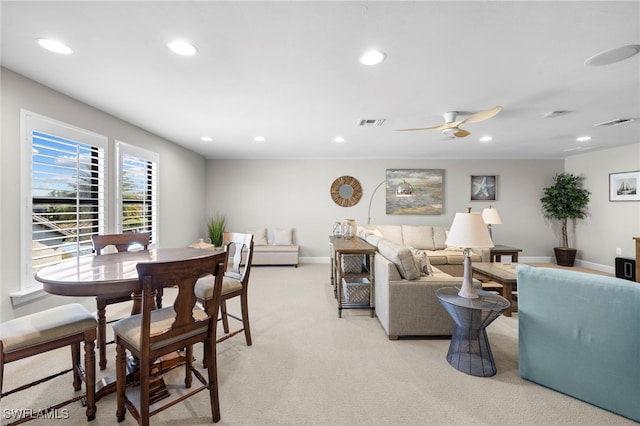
xmin=0 ymin=303 xmax=97 ymax=424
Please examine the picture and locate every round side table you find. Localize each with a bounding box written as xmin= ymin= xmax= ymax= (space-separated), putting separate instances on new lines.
xmin=436 ymin=287 xmax=510 ymax=377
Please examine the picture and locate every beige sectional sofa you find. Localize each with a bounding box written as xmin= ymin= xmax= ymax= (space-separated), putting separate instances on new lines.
xmin=357 ymin=225 xmax=487 ymax=340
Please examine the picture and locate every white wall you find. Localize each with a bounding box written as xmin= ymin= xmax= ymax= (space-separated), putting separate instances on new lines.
xmin=0 ymin=68 xmax=208 ymax=321
xmin=566 ymin=144 xmax=640 ymax=268
xmin=205 ymin=158 xmax=565 ymax=261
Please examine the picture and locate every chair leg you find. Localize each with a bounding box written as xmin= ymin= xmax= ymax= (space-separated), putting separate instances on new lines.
xmin=240 ymin=292 xmax=252 ymax=346
xmin=156 ymin=288 xmax=163 ymax=309
xmin=220 ymin=300 xmax=230 ymax=334
xmin=83 ymin=334 xmax=97 ymax=421
xmin=71 ymin=342 xmax=81 ymax=391
xmin=185 ymin=345 xmax=193 ymax=388
xmin=139 ymin=353 xmax=150 ymax=426
xmin=205 ymin=338 xmax=221 ymax=422
xmin=96 ymin=298 xmax=108 ymax=370
xmin=115 ymin=343 xmax=127 ymax=422
xmin=202 ymin=299 xmax=218 ymax=366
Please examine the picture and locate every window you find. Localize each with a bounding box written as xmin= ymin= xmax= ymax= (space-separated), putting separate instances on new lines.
xmin=21 ymin=111 xmax=107 ymax=291
xmin=116 ymin=141 xmax=158 ymax=244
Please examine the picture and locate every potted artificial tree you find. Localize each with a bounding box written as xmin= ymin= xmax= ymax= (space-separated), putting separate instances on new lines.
xmin=540 ymin=173 xmax=590 ymax=266
xmin=207 ymin=212 xmax=226 ymax=248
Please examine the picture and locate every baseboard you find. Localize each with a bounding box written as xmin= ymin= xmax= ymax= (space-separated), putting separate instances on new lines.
xmin=574 ymin=259 xmax=615 ymax=275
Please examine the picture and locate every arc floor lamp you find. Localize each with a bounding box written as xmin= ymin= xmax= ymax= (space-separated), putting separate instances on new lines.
xmin=367 ymin=180 xmax=413 ymax=224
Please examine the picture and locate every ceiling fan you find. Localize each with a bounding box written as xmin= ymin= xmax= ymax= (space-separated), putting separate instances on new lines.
xmin=396 ymin=106 xmax=502 ymax=138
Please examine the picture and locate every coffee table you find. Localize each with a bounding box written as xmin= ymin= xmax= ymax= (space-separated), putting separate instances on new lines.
xmin=471 ymin=262 xmax=518 ymax=317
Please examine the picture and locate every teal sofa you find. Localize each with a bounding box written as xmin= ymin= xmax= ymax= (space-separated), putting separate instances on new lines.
xmin=517 ymin=265 xmax=640 ymax=422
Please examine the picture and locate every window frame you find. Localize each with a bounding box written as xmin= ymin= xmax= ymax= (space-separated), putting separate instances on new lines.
xmin=20 ymin=110 xmax=109 ymax=292
xmin=115 ymin=141 xmax=159 ymax=245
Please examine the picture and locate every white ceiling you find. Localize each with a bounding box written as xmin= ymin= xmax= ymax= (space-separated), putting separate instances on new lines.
xmin=2 ymin=1 xmax=639 ymax=159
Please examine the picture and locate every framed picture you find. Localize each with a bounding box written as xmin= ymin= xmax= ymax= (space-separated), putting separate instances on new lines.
xmin=470 ymin=175 xmax=497 ymax=201
xmin=609 ymin=171 xmax=639 ymax=201
xmin=385 ymin=169 xmax=444 ymax=215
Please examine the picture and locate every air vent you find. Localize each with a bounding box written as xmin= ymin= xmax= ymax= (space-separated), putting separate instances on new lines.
xmin=595 ymin=118 xmax=636 ymax=127
xmin=357 ymin=118 xmax=386 ymax=127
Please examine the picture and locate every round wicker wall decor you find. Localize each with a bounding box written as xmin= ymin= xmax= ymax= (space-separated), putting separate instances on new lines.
xmin=330 ymin=176 xmax=362 ymax=207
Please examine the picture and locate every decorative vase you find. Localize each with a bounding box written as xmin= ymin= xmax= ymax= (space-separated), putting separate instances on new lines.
xmin=332 ymin=222 xmax=342 ymax=238
xmin=554 ymin=247 xmax=577 ymax=267
xmin=342 ymin=219 xmax=357 ymax=239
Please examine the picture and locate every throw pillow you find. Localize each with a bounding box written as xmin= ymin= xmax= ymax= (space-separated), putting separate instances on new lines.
xmin=408 ymin=247 xmax=434 ymax=276
xmin=251 ymin=228 xmax=268 ymax=246
xmin=272 ymin=228 xmax=293 ymax=245
xmin=377 ymin=239 xmax=420 ymax=280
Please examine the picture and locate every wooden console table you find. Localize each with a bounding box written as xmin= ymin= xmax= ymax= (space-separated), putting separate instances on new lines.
xmin=329 ymin=236 xmax=375 ymax=318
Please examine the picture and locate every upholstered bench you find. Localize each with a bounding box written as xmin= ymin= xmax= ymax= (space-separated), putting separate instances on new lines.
xmin=247 ymin=227 xmax=299 ymax=267
xmin=0 ymin=303 xmax=98 ymax=421
xmin=252 ymin=244 xmax=299 ymax=267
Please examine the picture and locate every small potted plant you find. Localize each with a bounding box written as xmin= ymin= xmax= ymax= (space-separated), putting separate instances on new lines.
xmin=207 ymin=212 xmax=226 ymax=248
xmin=540 ymin=173 xmax=590 ymax=266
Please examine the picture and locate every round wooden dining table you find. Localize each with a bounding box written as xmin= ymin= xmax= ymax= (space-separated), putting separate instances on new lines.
xmin=34 ymin=247 xmax=226 ymax=401
xmin=35 ymin=247 xmax=222 ymax=297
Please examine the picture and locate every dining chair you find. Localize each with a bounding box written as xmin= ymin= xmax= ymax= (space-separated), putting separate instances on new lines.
xmin=113 ymin=253 xmax=227 ymax=425
xmin=0 ymin=303 xmax=97 ymax=423
xmin=195 ymin=232 xmax=255 ymax=346
xmin=92 ymin=232 xmax=150 ymax=370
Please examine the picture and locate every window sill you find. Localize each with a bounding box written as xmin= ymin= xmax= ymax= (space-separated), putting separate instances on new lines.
xmin=10 ymin=286 xmax=47 ymax=306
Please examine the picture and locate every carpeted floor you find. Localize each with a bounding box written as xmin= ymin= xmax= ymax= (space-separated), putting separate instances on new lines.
xmin=1 ymin=263 xmax=634 ymax=425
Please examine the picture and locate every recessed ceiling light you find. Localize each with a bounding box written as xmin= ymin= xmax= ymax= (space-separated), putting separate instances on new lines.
xmin=254 ymin=136 xmax=265 ymax=142
xmin=360 ymin=50 xmax=385 ymax=65
xmin=333 ymin=136 xmax=345 ymax=143
xmin=479 ymin=136 xmax=493 ymax=142
xmin=36 ymin=38 xmax=73 ymax=54
xmin=585 ymin=44 xmax=640 ymax=66
xmin=576 ymin=136 xmax=591 ymax=142
xmin=167 ymin=40 xmax=198 ymax=56
xmin=201 ymin=136 xmax=213 ymax=142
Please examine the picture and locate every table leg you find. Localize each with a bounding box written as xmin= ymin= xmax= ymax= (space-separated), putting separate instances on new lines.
xmin=502 ymin=283 xmax=513 ymax=317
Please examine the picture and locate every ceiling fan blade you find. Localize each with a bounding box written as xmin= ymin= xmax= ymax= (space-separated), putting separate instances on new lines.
xmin=396 ymin=125 xmax=445 ymax=131
xmin=461 ymin=106 xmax=502 ymax=124
xmin=453 ymin=128 xmax=470 ymax=138
xmin=396 ymin=119 xmax=465 ymax=132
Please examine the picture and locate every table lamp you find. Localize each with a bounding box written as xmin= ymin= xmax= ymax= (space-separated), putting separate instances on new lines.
xmin=446 ymin=208 xmax=495 ymax=298
xmin=481 ymin=205 xmax=501 ymax=241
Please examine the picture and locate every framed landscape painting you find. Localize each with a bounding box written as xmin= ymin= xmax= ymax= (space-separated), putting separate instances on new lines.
xmin=609 ymin=171 xmax=639 ymax=201
xmin=470 ymin=175 xmax=497 ymax=201
xmin=385 ymin=169 xmax=444 ymax=215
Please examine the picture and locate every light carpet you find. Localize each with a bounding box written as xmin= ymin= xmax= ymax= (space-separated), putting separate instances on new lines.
xmin=1 ymin=264 xmax=634 ymax=425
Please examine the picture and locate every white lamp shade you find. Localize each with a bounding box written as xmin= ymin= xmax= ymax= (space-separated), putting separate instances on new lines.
xmin=446 ymin=212 xmax=495 ymax=248
xmin=482 ymin=207 xmax=502 ymax=225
